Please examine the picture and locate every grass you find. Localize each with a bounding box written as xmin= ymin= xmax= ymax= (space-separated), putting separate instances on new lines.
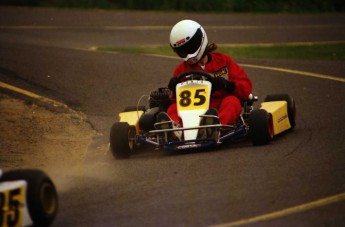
xmin=98 ymin=43 xmax=345 ymax=61
xmin=219 ymin=43 xmax=345 ymax=61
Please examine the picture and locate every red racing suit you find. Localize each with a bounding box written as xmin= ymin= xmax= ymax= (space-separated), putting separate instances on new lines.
xmin=167 ymin=52 xmax=252 ymax=125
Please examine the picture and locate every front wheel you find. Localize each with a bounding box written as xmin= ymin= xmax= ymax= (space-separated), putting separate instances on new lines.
xmin=249 ymin=109 xmax=274 ymax=146
xmin=110 ymin=122 xmax=136 ymax=159
xmin=0 ymin=169 xmax=58 ymax=227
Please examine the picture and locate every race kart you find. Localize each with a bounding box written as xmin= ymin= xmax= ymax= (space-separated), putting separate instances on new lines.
xmin=0 ymin=169 xmax=58 ymax=227
xmin=110 ymin=70 xmax=296 ymax=159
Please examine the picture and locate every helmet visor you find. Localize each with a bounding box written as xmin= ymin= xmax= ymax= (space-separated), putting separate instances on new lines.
xmin=172 ymin=28 xmax=203 ymax=58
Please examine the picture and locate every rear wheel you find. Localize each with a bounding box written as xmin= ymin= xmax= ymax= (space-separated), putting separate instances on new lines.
xmin=249 ymin=109 xmax=274 ymax=146
xmin=110 ymin=122 xmax=136 ymax=159
xmin=0 ymin=169 xmax=58 ymax=227
xmin=264 ymin=94 xmax=296 ymax=129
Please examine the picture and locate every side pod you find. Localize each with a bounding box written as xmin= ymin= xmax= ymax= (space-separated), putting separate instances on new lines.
xmin=260 ymin=101 xmax=291 ymax=135
xmin=119 ymin=110 xmax=144 ymax=134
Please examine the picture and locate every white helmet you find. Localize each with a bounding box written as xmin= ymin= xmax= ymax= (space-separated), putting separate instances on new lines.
xmin=170 ymin=20 xmax=208 ymax=64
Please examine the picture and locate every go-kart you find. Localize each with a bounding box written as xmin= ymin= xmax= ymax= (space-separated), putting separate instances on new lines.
xmin=0 ymin=169 xmax=58 ymax=227
xmin=110 ymin=70 xmax=296 ymax=159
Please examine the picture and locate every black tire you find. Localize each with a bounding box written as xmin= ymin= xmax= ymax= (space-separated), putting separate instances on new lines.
xmin=123 ymin=106 xmax=146 ymax=112
xmin=139 ymin=107 xmax=160 ymax=132
xmin=264 ymin=94 xmax=296 ymax=129
xmin=249 ymin=109 xmax=274 ymax=146
xmin=110 ymin=122 xmax=136 ymax=159
xmin=0 ymin=169 xmax=58 ymax=227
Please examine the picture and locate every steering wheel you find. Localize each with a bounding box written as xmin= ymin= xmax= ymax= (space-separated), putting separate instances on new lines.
xmin=175 ymin=70 xmax=214 ymax=85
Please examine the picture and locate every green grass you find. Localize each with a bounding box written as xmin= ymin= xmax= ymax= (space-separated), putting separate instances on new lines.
xmin=219 ymin=43 xmax=345 ymax=61
xmin=98 ymin=43 xmax=345 ymax=61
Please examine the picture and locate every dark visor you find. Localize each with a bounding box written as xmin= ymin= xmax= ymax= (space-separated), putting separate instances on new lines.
xmin=172 ymin=28 xmax=203 ymax=58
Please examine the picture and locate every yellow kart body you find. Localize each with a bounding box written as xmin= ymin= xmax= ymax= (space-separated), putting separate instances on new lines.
xmin=118 ymin=100 xmax=293 ymax=138
xmin=260 ymin=101 xmax=291 ymax=135
xmin=119 ymin=111 xmax=144 ymax=134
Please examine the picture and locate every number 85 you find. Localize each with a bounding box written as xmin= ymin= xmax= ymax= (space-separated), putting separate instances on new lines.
xmin=179 ymin=89 xmax=206 ymax=107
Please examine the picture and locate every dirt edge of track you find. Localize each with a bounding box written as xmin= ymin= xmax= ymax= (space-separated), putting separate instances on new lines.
xmin=0 ymin=92 xmax=97 ymax=174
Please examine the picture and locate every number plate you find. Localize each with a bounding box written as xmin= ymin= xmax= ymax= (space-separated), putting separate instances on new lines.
xmin=177 ymin=82 xmax=210 ymax=111
xmin=0 ymin=182 xmax=26 ymax=227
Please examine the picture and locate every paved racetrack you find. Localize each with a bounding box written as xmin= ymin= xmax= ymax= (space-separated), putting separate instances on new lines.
xmin=1 ymin=7 xmax=345 ymax=227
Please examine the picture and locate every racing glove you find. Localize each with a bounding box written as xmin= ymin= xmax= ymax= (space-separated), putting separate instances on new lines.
xmin=213 ymin=77 xmax=236 ymax=93
xmin=168 ymin=77 xmax=179 ymax=92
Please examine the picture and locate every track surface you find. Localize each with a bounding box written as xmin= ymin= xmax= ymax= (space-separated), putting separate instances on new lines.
xmin=1 ymin=7 xmax=345 ymax=227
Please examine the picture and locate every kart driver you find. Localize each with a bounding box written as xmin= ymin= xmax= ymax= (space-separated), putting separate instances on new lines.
xmin=157 ymin=19 xmax=252 ymax=139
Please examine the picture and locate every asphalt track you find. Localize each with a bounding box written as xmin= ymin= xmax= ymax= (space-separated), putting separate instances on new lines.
xmin=1 ymin=7 xmax=345 ymax=227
